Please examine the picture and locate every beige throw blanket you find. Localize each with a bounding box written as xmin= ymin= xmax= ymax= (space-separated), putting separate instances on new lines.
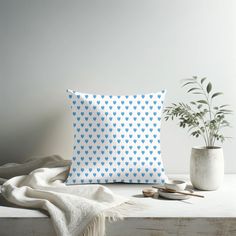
xmin=0 ymin=156 xmax=134 ymax=236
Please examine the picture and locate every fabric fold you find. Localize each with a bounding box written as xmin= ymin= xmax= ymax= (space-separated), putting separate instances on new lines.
xmin=0 ymin=156 xmax=135 ymax=236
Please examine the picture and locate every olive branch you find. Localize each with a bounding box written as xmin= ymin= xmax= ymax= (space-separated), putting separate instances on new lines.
xmin=164 ymin=76 xmax=233 ymax=147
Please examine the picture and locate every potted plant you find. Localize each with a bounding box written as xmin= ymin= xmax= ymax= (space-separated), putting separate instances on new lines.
xmin=164 ymin=76 xmax=233 ymax=190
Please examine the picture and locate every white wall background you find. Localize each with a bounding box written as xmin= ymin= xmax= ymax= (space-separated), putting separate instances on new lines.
xmin=0 ymin=0 xmax=235 ymax=173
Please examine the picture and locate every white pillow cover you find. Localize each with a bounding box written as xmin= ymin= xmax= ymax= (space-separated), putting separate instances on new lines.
xmin=66 ymin=89 xmax=167 ymax=184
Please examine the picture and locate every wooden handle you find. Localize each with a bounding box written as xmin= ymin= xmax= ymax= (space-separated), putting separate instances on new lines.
xmin=152 ymin=186 xmax=204 ymax=198
xmin=171 ymin=190 xmax=204 ymax=198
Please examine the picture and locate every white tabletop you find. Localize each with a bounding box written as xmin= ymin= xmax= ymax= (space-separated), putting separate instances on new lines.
xmin=107 ymin=174 xmax=236 ymax=218
xmin=0 ymin=174 xmax=236 ymax=219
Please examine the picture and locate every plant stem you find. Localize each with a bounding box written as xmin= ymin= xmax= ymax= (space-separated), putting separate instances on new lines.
xmin=184 ymin=103 xmax=208 ymax=146
xmin=195 ymin=81 xmax=212 ymax=146
xmin=212 ymin=119 xmax=222 ymax=146
xmin=196 ymin=108 xmax=209 ymax=146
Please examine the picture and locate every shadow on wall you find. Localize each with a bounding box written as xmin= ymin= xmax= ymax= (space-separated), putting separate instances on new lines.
xmin=0 ymin=109 xmax=71 ymax=165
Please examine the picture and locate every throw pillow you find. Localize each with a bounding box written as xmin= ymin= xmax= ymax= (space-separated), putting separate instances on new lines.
xmin=66 ymin=89 xmax=167 ymax=184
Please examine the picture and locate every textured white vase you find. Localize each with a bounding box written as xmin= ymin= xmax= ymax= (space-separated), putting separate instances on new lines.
xmin=190 ymin=146 xmax=224 ymax=191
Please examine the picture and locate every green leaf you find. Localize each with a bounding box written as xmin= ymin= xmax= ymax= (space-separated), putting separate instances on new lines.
xmin=220 ymin=104 xmax=230 ymax=108
xmin=192 ymin=92 xmax=204 ymax=95
xmin=181 ymin=81 xmax=196 ymax=87
xmin=187 ymin=88 xmax=199 ymax=93
xmin=182 ymin=78 xmax=196 ymax=81
xmin=206 ymin=82 xmax=212 ymax=93
xmin=200 ymin=77 xmax=207 ymax=84
xmin=181 ymin=78 xmax=196 ymax=84
xmin=197 ymin=100 xmax=208 ymax=104
xmin=220 ymin=109 xmax=233 ymax=113
xmin=211 ymin=92 xmax=223 ymax=99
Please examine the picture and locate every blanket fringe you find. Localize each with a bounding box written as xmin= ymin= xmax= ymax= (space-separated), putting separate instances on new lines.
xmin=82 ymin=199 xmax=145 ymax=236
xmin=82 ymin=212 xmax=105 ymax=236
xmin=105 ymin=200 xmax=144 ymax=222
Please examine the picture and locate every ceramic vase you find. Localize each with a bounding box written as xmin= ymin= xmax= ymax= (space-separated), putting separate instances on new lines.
xmin=190 ymin=146 xmax=224 ymax=191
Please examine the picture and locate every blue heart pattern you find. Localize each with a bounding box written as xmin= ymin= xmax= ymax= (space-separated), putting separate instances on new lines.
xmin=66 ymin=89 xmax=167 ymax=184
